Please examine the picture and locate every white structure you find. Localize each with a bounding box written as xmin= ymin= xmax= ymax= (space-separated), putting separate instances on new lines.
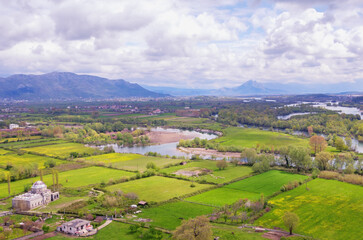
xmin=9 ymin=124 xmax=19 ymax=129
xmin=57 ymin=219 xmax=93 ymax=235
xmin=12 ymin=181 xmax=59 ymax=211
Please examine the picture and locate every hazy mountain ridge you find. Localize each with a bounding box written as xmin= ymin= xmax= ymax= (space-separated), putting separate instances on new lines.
xmin=144 ymin=79 xmax=363 ymax=96
xmin=0 ymin=72 xmax=167 ymax=100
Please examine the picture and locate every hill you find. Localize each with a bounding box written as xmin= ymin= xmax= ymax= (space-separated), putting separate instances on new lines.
xmin=0 ymin=72 xmax=167 ymax=100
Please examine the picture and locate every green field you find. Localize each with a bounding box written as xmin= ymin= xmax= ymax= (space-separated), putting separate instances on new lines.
xmin=24 ymin=142 xmax=99 ymax=158
xmin=161 ymin=159 xmax=253 ymax=184
xmin=255 ymin=178 xmax=363 ymax=240
xmin=186 ymin=170 xmax=308 ymax=206
xmin=212 ymin=224 xmax=265 ymax=240
xmin=0 ymin=149 xmax=11 ymax=155
xmin=0 ymin=153 xmax=67 ymax=171
xmin=106 ymin=176 xmax=213 ymax=202
xmin=0 ymin=166 xmax=135 ymax=198
xmin=48 ymin=221 xmax=170 ymax=239
xmin=214 ymin=127 xmax=308 ymax=148
xmin=138 ymin=201 xmax=216 ymax=230
xmin=77 ymin=153 xmax=183 ymax=171
xmin=0 ymin=138 xmax=66 ymax=149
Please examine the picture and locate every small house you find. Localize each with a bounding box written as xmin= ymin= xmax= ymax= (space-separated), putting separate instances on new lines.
xmin=138 ymin=201 xmax=148 ymax=207
xmin=57 ymin=219 xmax=93 ymax=236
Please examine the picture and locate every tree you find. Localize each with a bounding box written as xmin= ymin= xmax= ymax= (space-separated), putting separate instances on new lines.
xmin=309 ymin=135 xmax=327 ymax=154
xmin=241 ymin=148 xmax=257 ymax=164
xmin=315 ymin=152 xmax=333 ymax=170
xmin=334 ymin=137 xmax=347 ymax=152
xmin=173 ymin=216 xmax=212 ymax=240
xmin=216 ymin=160 xmax=227 ymax=170
xmin=7 ymin=173 xmax=10 ymax=196
xmin=345 ymin=137 xmax=352 ymax=150
xmin=307 ymin=126 xmax=313 ymax=136
xmin=55 ymin=170 xmax=59 ymax=190
xmin=39 ymin=169 xmax=43 ymax=182
xmin=279 ymin=146 xmax=291 ymax=167
xmin=288 ymin=147 xmax=312 ymax=172
xmin=51 ymin=170 xmax=55 ymax=192
xmin=283 ymin=212 xmax=299 ymax=235
xmin=146 ymin=162 xmax=156 ymax=170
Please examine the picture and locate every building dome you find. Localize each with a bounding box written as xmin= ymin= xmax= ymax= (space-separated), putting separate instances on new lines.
xmin=32 ymin=181 xmax=47 ymax=189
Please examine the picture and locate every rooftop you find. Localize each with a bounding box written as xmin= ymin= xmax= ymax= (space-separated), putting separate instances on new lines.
xmin=61 ymin=219 xmax=90 ymax=228
xmin=13 ymin=192 xmax=42 ymax=201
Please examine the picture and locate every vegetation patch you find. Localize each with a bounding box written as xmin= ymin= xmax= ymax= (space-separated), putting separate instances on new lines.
xmin=23 ymin=142 xmax=99 ymax=158
xmin=161 ymin=160 xmax=253 ymax=184
xmin=213 ymin=127 xmax=308 ymax=149
xmin=106 ymin=176 xmax=212 ymax=202
xmin=186 ymin=170 xmax=308 ymax=206
xmin=78 ymin=153 xmax=182 ymax=171
xmin=255 ymin=178 xmax=363 ymax=240
xmin=0 ymin=166 xmax=135 ymax=198
xmin=138 ymin=201 xmax=215 ymax=230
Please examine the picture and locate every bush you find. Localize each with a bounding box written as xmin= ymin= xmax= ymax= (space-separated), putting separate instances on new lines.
xmin=42 ymin=225 xmax=50 ymax=233
xmin=44 ymin=159 xmax=56 ymax=168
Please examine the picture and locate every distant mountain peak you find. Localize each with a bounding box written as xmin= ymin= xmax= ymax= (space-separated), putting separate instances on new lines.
xmin=0 ymin=72 xmax=168 ymax=100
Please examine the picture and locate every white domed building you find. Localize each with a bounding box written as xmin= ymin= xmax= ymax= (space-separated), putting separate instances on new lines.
xmin=12 ymin=181 xmax=59 ymax=211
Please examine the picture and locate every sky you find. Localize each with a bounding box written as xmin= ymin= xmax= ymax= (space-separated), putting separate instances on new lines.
xmin=1 ymin=0 xmax=363 ymax=88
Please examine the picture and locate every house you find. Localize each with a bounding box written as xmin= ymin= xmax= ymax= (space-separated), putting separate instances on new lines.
xmin=9 ymin=124 xmax=19 ymax=129
xmin=12 ymin=181 xmax=59 ymax=211
xmin=138 ymin=201 xmax=148 ymax=207
xmin=57 ymin=219 xmax=93 ymax=236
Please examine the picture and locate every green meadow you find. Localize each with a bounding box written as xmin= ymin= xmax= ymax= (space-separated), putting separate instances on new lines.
xmin=0 ymin=138 xmax=66 ymax=149
xmin=24 ymin=142 xmax=99 ymax=158
xmin=106 ymin=176 xmax=213 ymax=202
xmin=0 ymin=153 xmax=66 ymax=171
xmin=161 ymin=159 xmax=253 ymax=184
xmin=186 ymin=170 xmax=308 ymax=206
xmin=213 ymin=127 xmax=309 ymax=148
xmin=212 ymin=224 xmax=265 ymax=240
xmin=48 ymin=221 xmax=170 ymax=239
xmin=138 ymin=201 xmax=215 ymax=230
xmin=255 ymin=178 xmax=363 ymax=240
xmin=0 ymin=166 xmax=135 ymax=198
xmin=77 ymin=153 xmax=182 ymax=171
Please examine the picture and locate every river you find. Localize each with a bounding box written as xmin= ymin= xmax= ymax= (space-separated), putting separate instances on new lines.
xmin=96 ymin=128 xmax=218 ymax=158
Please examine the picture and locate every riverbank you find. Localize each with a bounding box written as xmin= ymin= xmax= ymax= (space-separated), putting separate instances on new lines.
xmin=178 ymin=147 xmax=241 ymax=159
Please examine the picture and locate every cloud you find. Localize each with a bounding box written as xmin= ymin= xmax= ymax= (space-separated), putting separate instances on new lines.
xmin=0 ymin=0 xmax=362 ymax=87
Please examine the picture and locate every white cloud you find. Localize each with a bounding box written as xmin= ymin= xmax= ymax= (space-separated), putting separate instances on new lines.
xmin=0 ymin=0 xmax=362 ymax=87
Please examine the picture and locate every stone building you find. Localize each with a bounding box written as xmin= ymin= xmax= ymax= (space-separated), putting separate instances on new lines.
xmin=57 ymin=219 xmax=93 ymax=236
xmin=12 ymin=181 xmax=59 ymax=211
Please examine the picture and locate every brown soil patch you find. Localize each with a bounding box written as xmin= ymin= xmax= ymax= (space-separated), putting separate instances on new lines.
xmin=262 ymin=231 xmax=291 ymax=240
xmin=179 ymin=147 xmax=242 ymax=159
xmin=32 ymin=231 xmax=57 ymax=240
xmin=146 ymin=131 xmax=200 ymax=144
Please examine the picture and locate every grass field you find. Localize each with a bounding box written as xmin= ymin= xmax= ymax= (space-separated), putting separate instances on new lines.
xmin=212 ymin=224 xmax=265 ymax=240
xmin=0 ymin=138 xmax=66 ymax=149
xmin=186 ymin=170 xmax=308 ymax=206
xmin=0 ymin=166 xmax=135 ymax=198
xmin=255 ymin=178 xmax=363 ymax=240
xmin=38 ymin=196 xmax=88 ymax=212
xmin=48 ymin=221 xmax=170 ymax=239
xmin=0 ymin=136 xmax=42 ymax=143
xmin=0 ymin=153 xmax=67 ymax=170
xmin=24 ymin=142 xmax=100 ymax=158
xmin=77 ymin=153 xmax=183 ymax=171
xmin=0 ymin=148 xmax=11 ymax=155
xmin=138 ymin=201 xmax=216 ymax=230
xmin=161 ymin=159 xmax=253 ymax=184
xmin=106 ymin=176 xmax=213 ymax=202
xmin=214 ymin=127 xmax=309 ymax=148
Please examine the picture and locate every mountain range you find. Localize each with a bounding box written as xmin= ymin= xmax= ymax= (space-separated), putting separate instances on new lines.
xmin=0 ymin=72 xmax=167 ymax=100
xmin=144 ymin=79 xmax=363 ymax=96
xmin=0 ymin=72 xmax=362 ymax=100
